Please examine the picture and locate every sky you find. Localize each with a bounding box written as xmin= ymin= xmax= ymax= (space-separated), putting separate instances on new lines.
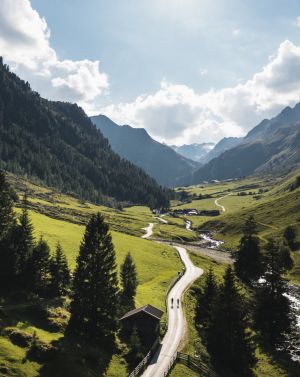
xmin=2 ymin=0 xmax=300 ymax=145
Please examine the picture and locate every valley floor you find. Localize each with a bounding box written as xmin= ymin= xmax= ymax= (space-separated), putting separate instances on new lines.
xmin=1 ymin=170 xmax=300 ymax=377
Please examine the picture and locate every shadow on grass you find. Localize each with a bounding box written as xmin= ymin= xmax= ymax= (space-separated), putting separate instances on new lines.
xmin=34 ymin=336 xmax=115 ymax=377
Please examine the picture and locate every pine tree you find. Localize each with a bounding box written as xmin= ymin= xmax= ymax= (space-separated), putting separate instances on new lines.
xmin=49 ymin=243 xmax=71 ymax=297
xmin=283 ymin=225 xmax=297 ymax=251
xmin=14 ymin=195 xmax=34 ymax=285
xmin=0 ymin=171 xmax=17 ymax=286
xmin=120 ymin=252 xmax=138 ymax=311
xmin=67 ymin=213 xmax=119 ymax=343
xmin=234 ymin=216 xmax=263 ymax=284
xmin=195 ymin=268 xmax=218 ymax=332
xmin=208 ymin=267 xmax=256 ymax=376
xmin=0 ymin=171 xmax=16 ymax=240
xmin=30 ymin=237 xmax=51 ymax=295
xmin=255 ymin=239 xmax=294 ymax=347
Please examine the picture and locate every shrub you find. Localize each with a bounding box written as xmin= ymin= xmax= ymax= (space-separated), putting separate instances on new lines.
xmin=27 ymin=332 xmax=58 ymax=362
xmin=4 ymin=328 xmax=32 ymax=347
xmin=47 ymin=306 xmax=70 ymax=332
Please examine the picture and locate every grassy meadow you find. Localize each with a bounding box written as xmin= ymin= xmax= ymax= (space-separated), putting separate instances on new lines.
xmin=1 ymin=176 xmax=184 ymax=377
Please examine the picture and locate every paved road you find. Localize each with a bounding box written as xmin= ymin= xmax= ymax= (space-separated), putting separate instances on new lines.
xmin=214 ymin=194 xmax=231 ymax=212
xmin=142 ymin=245 xmax=203 ymax=377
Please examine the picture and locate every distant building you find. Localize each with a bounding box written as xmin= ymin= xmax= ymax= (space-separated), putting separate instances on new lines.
xmin=120 ymin=304 xmax=163 ymax=346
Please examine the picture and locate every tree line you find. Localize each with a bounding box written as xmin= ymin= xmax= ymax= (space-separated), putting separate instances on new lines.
xmin=195 ymin=216 xmax=297 ymax=377
xmin=0 ymin=171 xmax=138 ymax=348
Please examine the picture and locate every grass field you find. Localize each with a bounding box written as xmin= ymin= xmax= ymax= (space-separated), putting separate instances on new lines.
xmin=9 ymin=173 xmax=154 ymax=237
xmin=173 ymin=170 xmax=300 ymax=285
xmin=1 ymin=177 xmax=183 ymax=377
xmin=14 ymin=209 xmax=182 ymax=312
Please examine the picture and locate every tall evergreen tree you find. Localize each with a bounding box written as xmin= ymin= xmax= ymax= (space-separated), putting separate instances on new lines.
xmin=208 ymin=267 xmax=256 ymax=376
xmin=120 ymin=252 xmax=138 ymax=311
xmin=14 ymin=194 xmax=34 ymax=285
xmin=195 ymin=268 xmax=218 ymax=332
xmin=234 ymin=216 xmax=263 ymax=284
xmin=0 ymin=171 xmax=16 ymax=240
xmin=255 ymin=239 xmax=294 ymax=347
xmin=67 ymin=213 xmax=119 ymax=343
xmin=0 ymin=171 xmax=17 ymax=286
xmin=50 ymin=243 xmax=71 ymax=297
xmin=29 ymin=237 xmax=51 ymax=295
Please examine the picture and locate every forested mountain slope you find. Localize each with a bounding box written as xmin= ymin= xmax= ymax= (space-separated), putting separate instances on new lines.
xmin=0 ymin=59 xmax=170 ymax=208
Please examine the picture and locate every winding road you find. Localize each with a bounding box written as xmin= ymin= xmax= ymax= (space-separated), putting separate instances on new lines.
xmin=214 ymin=194 xmax=231 ymax=212
xmin=141 ymin=223 xmax=203 ymax=377
xmin=141 ymin=223 xmax=154 ymax=238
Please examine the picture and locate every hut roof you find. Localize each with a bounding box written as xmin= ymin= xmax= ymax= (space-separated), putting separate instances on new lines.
xmin=120 ymin=304 xmax=163 ymax=321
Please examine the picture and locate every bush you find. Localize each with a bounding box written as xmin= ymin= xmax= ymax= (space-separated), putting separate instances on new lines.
xmin=47 ymin=306 xmax=70 ymax=331
xmin=4 ymin=328 xmax=32 ymax=347
xmin=27 ymin=332 xmax=58 ymax=362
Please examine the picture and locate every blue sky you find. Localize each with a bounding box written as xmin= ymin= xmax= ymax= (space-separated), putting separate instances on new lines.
xmin=2 ymin=0 xmax=300 ymax=144
xmin=31 ymin=0 xmax=300 ymax=102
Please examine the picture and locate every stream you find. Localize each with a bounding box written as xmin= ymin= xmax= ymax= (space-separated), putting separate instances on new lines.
xmin=199 ymin=232 xmax=224 ymax=249
xmin=283 ymin=285 xmax=300 ymax=361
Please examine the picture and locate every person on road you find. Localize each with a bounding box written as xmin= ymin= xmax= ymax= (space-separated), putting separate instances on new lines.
xmin=177 ymin=298 xmax=179 ymax=308
xmin=171 ymin=298 xmax=174 ymax=308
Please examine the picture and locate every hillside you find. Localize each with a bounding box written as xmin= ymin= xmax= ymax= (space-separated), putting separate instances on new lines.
xmin=201 ymin=170 xmax=300 ymax=248
xmin=190 ymin=103 xmax=300 ymax=184
xmin=0 ymin=173 xmax=182 ymax=377
xmin=171 ymin=143 xmax=215 ymax=163
xmin=91 ymin=115 xmax=199 ymax=187
xmin=0 ymin=59 xmax=170 ymax=208
xmin=202 ymin=137 xmax=241 ymax=163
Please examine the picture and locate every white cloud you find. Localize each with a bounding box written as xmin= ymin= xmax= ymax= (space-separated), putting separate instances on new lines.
xmin=2 ymin=2 xmax=300 ymax=146
xmin=103 ymin=40 xmax=300 ymax=145
xmin=0 ymin=0 xmax=109 ymax=112
xmin=295 ymin=16 xmax=300 ymax=27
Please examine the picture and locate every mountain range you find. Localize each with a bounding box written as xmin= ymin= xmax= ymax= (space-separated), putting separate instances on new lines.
xmin=189 ymin=103 xmax=300 ymax=184
xmin=91 ymin=115 xmax=200 ymax=187
xmin=201 ymin=137 xmax=242 ymax=163
xmin=171 ymin=143 xmax=215 ymax=162
xmin=0 ymin=58 xmax=170 ymax=208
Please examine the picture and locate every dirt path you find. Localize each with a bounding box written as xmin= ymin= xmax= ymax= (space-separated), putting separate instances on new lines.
xmin=141 ymin=222 xmax=154 ymax=238
xmin=214 ymin=194 xmax=231 ymax=212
